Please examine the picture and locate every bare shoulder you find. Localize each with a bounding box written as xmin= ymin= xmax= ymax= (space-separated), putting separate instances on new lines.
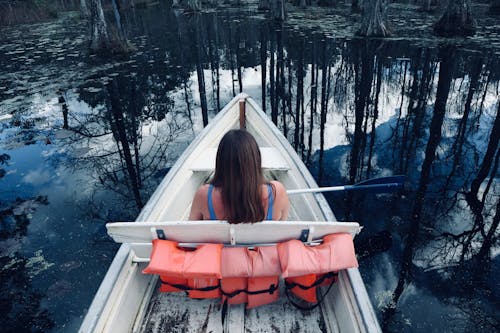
xmin=270 ymin=181 xmax=288 ymax=198
xmin=189 ymin=184 xmax=210 ymax=220
xmin=270 ymin=180 xmax=286 ymax=191
xmin=194 ymin=184 xmax=210 ymax=200
xmin=269 ymin=180 xmax=289 ymax=220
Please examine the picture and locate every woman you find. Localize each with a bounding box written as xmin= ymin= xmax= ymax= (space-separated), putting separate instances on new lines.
xmin=189 ymin=129 xmax=289 ymax=223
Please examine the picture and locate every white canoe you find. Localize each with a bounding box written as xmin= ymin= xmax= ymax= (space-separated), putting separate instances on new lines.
xmin=79 ymin=93 xmax=381 ymax=333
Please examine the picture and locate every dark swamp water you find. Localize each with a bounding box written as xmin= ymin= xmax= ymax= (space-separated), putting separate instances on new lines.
xmin=0 ymin=3 xmax=499 ymax=333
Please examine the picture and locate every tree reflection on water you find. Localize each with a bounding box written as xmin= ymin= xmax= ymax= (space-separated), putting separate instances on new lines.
xmin=0 ymin=3 xmax=498 ymax=332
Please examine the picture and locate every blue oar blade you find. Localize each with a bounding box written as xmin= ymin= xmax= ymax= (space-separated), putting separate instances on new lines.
xmin=344 ymin=182 xmax=403 ymax=193
xmin=355 ymin=175 xmax=406 ymax=187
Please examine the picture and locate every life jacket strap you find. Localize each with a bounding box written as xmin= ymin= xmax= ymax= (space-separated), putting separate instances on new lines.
xmin=284 ymin=272 xmax=338 ymax=311
xmin=160 ymin=277 xmax=279 ymax=296
xmin=284 ymin=271 xmax=338 ymax=290
xmin=221 ymin=282 xmax=279 ymax=298
xmin=221 ymin=298 xmax=229 ymax=332
xmin=159 ymin=277 xmax=221 ymax=292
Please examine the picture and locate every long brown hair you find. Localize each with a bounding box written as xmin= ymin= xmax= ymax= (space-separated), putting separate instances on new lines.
xmin=211 ymin=129 xmax=268 ymax=223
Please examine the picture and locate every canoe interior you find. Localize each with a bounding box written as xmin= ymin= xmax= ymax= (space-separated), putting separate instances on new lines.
xmin=139 ymin=283 xmax=328 ymax=333
xmin=79 ymin=94 xmax=381 ymax=333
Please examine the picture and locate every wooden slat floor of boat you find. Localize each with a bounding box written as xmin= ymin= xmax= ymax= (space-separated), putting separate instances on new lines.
xmin=139 ymin=281 xmax=331 ymax=333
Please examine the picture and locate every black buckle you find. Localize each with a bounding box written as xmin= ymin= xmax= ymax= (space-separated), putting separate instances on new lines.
xmin=156 ymin=229 xmax=166 ymax=240
xmin=299 ymin=229 xmax=309 ymax=242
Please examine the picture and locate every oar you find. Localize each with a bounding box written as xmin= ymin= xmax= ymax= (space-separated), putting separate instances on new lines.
xmin=286 ymin=175 xmax=405 ymax=195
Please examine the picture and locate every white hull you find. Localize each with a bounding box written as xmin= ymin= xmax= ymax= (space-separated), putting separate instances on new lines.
xmin=79 ymin=93 xmax=381 ymax=333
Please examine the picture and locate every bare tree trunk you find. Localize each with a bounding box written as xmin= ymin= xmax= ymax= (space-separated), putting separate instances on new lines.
xmin=399 ymin=50 xmax=435 ymax=174
xmin=357 ymin=0 xmax=390 ymax=37
xmin=295 ymin=39 xmax=305 ymax=152
xmin=352 ymin=0 xmax=361 ymax=12
xmin=210 ymin=14 xmax=221 ymax=112
xmin=287 ymin=57 xmax=292 ymax=140
xmin=108 ymin=80 xmax=143 ymax=209
xmin=195 ymin=14 xmax=208 ymax=126
xmin=491 ymin=0 xmax=500 ymax=14
xmin=306 ymin=39 xmax=318 ymax=164
xmin=469 ymin=104 xmax=500 ymax=197
xmin=80 ymin=0 xmax=90 ymax=17
xmin=421 ymin=0 xmax=437 ymax=12
xmin=260 ymin=29 xmax=267 ymax=113
xmin=270 ymin=0 xmax=286 ymax=21
xmin=186 ymin=0 xmax=202 ymax=11
xmin=318 ymin=39 xmax=329 ymax=185
xmin=366 ymin=57 xmax=382 ymax=178
xmin=350 ymin=40 xmax=374 ymax=184
xmin=89 ymin=0 xmax=111 ymax=52
xmin=110 ymin=0 xmax=129 ymax=51
xmin=277 ymin=28 xmax=286 ymax=135
xmin=58 ymin=92 xmax=69 ymax=129
xmin=434 ymin=0 xmax=476 ymax=36
xmin=475 ymin=198 xmax=500 ymax=266
xmin=259 ymin=0 xmax=270 ymax=10
xmin=462 ymin=104 xmax=500 ymax=261
xmin=318 ymin=0 xmax=336 ymax=7
xmin=382 ymin=47 xmax=454 ymax=329
xmin=443 ymin=58 xmax=482 ymax=189
xmin=270 ymin=37 xmax=277 ymax=124
xmin=236 ymin=26 xmax=243 ymax=93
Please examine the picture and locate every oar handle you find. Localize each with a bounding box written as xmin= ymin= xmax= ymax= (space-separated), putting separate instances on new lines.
xmin=287 ymin=182 xmax=402 ymax=195
xmin=287 ymin=186 xmax=345 ymax=195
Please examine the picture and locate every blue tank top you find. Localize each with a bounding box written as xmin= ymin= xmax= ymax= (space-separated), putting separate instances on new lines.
xmin=207 ymin=184 xmax=274 ymax=220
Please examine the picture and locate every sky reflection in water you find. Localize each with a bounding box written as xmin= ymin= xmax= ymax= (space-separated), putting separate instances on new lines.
xmin=0 ymin=3 xmax=499 ymax=332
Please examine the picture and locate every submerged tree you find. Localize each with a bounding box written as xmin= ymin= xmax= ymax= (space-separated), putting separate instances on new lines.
xmin=88 ymin=0 xmax=129 ymax=55
xmin=356 ymin=0 xmax=390 ymax=37
xmin=434 ymin=0 xmax=476 ymax=37
xmin=185 ymin=0 xmax=202 ymax=11
xmin=110 ymin=0 xmax=128 ymax=46
xmin=259 ymin=0 xmax=271 ymax=10
xmin=270 ymin=0 xmax=286 ymax=21
xmin=0 ymin=153 xmax=9 ymax=179
xmin=80 ymin=0 xmax=90 ymax=17
xmin=492 ymin=0 xmax=500 ymax=14
xmin=382 ymin=46 xmax=455 ymax=329
xmin=420 ymin=0 xmax=438 ymax=12
xmin=352 ymin=0 xmax=362 ymax=12
xmin=89 ymin=0 xmax=110 ymax=52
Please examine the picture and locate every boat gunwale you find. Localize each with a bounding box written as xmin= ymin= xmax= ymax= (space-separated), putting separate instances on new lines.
xmin=79 ymin=94 xmax=246 ymax=333
xmin=245 ymin=96 xmax=381 ymax=332
xmin=80 ymin=93 xmax=381 ymax=333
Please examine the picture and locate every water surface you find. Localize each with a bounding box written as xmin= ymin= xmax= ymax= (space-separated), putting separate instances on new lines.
xmin=0 ymin=4 xmax=498 ymax=332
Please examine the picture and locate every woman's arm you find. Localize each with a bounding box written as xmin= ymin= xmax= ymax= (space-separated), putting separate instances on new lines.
xmin=189 ymin=185 xmax=207 ymax=220
xmin=271 ymin=181 xmax=290 ymax=220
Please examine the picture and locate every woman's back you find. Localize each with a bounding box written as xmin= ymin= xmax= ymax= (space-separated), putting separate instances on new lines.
xmin=189 ymin=180 xmax=289 ymax=222
xmin=189 ymin=129 xmax=289 ymax=223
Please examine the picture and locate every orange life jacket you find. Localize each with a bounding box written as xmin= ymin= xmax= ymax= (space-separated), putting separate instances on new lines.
xmin=277 ymin=233 xmax=358 ymax=303
xmin=142 ymin=233 xmax=358 ymax=307
xmin=220 ymin=246 xmax=281 ymax=308
xmin=142 ymin=239 xmax=222 ymax=299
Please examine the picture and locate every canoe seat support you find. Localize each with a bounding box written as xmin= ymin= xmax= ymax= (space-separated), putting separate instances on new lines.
xmin=150 ymin=227 xmax=167 ymax=240
xmin=230 ymin=226 xmax=236 ymax=245
xmin=299 ymin=227 xmax=314 ymax=242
